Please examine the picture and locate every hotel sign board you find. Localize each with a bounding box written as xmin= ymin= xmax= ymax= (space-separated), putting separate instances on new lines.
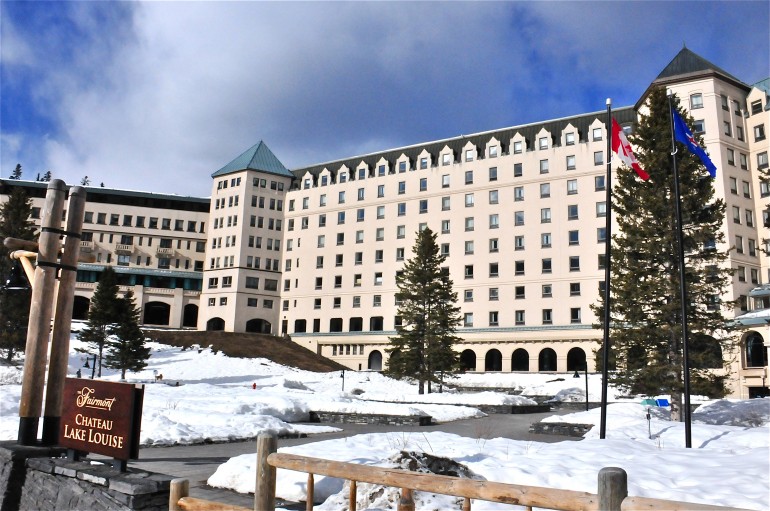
xmin=59 ymin=378 xmax=144 ymax=460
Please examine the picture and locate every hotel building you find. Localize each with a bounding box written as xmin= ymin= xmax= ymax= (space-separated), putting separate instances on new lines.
xmin=2 ymin=48 xmax=768 ymax=397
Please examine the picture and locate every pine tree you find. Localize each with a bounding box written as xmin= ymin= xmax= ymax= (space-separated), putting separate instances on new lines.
xmin=41 ymin=171 xmax=52 ymax=182
xmin=0 ymin=188 xmax=36 ymax=361
xmin=594 ymin=87 xmax=734 ymax=421
xmin=104 ymin=290 xmax=150 ymax=379
xmin=78 ymin=266 xmax=121 ymax=377
xmin=386 ymin=227 xmax=461 ymax=394
xmin=10 ymin=164 xmax=22 ymax=180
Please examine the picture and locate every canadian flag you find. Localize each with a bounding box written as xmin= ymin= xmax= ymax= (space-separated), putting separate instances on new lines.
xmin=611 ymin=118 xmax=649 ymax=181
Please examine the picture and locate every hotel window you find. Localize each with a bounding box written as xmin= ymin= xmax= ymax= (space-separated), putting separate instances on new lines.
xmin=373 ymin=295 xmax=382 ymax=307
xmin=755 ymin=124 xmax=766 ymax=142
xmin=353 ymin=274 xmax=362 ymax=286
xmin=317 ymin=235 xmax=325 ymax=248
xmin=728 ymin=149 xmax=735 ymax=166
xmin=399 ymin=161 xmax=407 ymax=172
xmin=320 ymin=194 xmax=328 ymax=207
xmin=465 ymin=171 xmax=473 ymax=185
xmin=592 ymin=127 xmax=603 ymax=141
xmin=693 ymin=119 xmax=705 ymax=134
xmin=541 ymin=233 xmax=552 ymax=248
xmin=396 ymin=247 xmax=405 ymax=261
xmin=419 ymin=200 xmax=428 ymax=214
xmin=316 ymin=256 xmax=324 ymax=269
xmin=565 ymin=132 xmax=575 ymax=145
xmin=515 ymin=260 xmax=525 ymax=275
xmin=721 ymin=94 xmax=729 ymax=110
xmin=751 ymin=100 xmax=763 ymax=115
xmin=569 ymin=256 xmax=580 ymax=271
xmin=540 ymin=183 xmax=550 ymax=198
xmin=541 ymin=258 xmax=551 ymax=274
xmin=442 ymin=153 xmax=451 ymax=166
xmin=746 ymin=209 xmax=754 ymax=227
xmin=514 ymin=211 xmax=524 ymax=226
xmin=441 ymin=243 xmax=450 ymax=256
xmin=515 ymin=286 xmax=525 ymax=299
xmin=335 ymin=254 xmax=343 ymax=267
xmin=378 ymin=165 xmax=386 ymax=176
xmin=515 ymin=310 xmax=525 ymax=326
xmin=466 ymin=149 xmax=475 ymax=162
xmin=690 ymin=93 xmax=703 ymax=109
xmin=737 ymin=266 xmax=746 ymax=282
xmin=540 ymin=208 xmax=551 ymax=223
xmin=737 ymin=126 xmax=744 ymax=141
xmin=514 ymin=186 xmax=524 ymax=201
xmin=356 ymin=230 xmax=364 ymax=243
xmin=489 ymin=287 xmax=499 ymax=301
xmin=318 ymin=214 xmax=326 ymax=227
xmin=594 ymin=151 xmax=604 ymax=165
xmin=465 ymin=217 xmax=475 ymax=231
xmin=336 ymin=233 xmax=344 ymax=246
xmin=748 ymin=239 xmax=757 ymax=257
xmin=733 ymin=206 xmax=741 ymax=223
xmin=398 ymin=203 xmax=406 ymax=216
xmin=489 ymin=214 xmax=499 ymax=229
xmin=542 ymin=284 xmax=552 ymax=297
xmin=568 ymin=230 xmax=579 ymax=245
xmin=514 ymin=163 xmax=523 ymax=177
xmin=489 ymin=190 xmax=499 ymax=204
xmin=374 ymin=272 xmax=383 ymax=285
xmin=463 ymin=313 xmax=474 ymax=327
xmin=489 ymin=167 xmax=498 ymax=181
xmin=566 ymin=155 xmax=576 ymax=170
xmin=489 ymin=238 xmax=499 ymax=252
xmin=567 ymin=179 xmax=577 ymax=195
xmin=464 ymin=265 xmax=474 ymax=279
xmin=208 ymin=277 xmax=219 ymax=289
xmin=354 ymin=252 xmax=363 ymax=265
xmin=489 ymin=146 xmax=498 ymax=158
xmin=419 ymin=177 xmax=428 ymax=191
xmin=442 ymin=196 xmax=451 ymax=211
xmin=540 ymin=159 xmax=549 ymax=174
xmin=489 ymin=263 xmax=499 ymax=278
xmin=208 ymin=298 xmax=216 ymax=306
xmin=337 ymin=211 xmax=346 ymax=225
xmin=376 ymin=205 xmax=385 ymax=219
xmin=571 ymin=308 xmax=582 ymax=324
xmin=743 ymin=181 xmax=751 ymax=198
xmin=724 ymin=121 xmax=732 ymax=137
xmin=735 ymin=235 xmax=743 ymax=253
xmin=740 ymin=153 xmax=748 ymax=170
xmin=751 ymin=268 xmax=759 ymax=284
xmin=570 ymin=282 xmax=581 ymax=296
xmin=758 ymin=151 xmax=768 ymax=169
xmin=539 ymin=137 xmax=548 ymax=149
xmin=598 ymin=254 xmax=606 ymax=270
xmin=376 ymin=227 xmax=385 ymax=241
xmin=761 ymin=181 xmax=770 ymax=197
xmin=420 ymin=157 xmax=428 ymax=169
xmin=513 ymin=140 xmax=523 ymax=154
xmin=397 ymin=225 xmax=406 ymax=238
xmin=542 ymin=309 xmax=553 ymax=325
xmin=596 ymin=202 xmax=606 ymax=217
xmin=441 ymin=220 xmax=450 ymax=234
xmin=597 ymin=227 xmax=607 ymax=243
xmin=568 ymin=204 xmax=579 ymax=220
xmin=489 ymin=311 xmax=499 ymax=326
xmin=465 ymin=194 xmax=474 ymax=207
xmin=465 ymin=240 xmax=475 ymax=254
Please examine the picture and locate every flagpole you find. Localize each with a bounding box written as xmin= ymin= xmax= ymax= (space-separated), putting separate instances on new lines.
xmin=666 ymin=89 xmax=693 ymax=448
xmin=599 ymin=98 xmax=612 ymax=440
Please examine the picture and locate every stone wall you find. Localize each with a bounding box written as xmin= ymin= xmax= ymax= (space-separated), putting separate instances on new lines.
xmin=0 ymin=442 xmax=171 ymax=511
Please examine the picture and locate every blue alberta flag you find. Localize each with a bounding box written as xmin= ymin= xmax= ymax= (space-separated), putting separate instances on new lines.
xmin=673 ymin=111 xmax=717 ymax=178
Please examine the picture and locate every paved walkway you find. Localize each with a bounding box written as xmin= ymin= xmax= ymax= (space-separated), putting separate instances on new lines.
xmin=129 ymin=409 xmax=579 ymax=509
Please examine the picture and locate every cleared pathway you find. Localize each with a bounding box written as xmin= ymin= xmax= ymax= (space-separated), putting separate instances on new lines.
xmin=129 ymin=409 xmax=580 ymax=508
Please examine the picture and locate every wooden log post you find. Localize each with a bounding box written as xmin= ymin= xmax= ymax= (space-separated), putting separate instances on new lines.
xmin=18 ymin=179 xmax=67 ymax=445
xmin=398 ymin=487 xmax=415 ymax=511
xmin=255 ymin=432 xmax=277 ymax=511
xmin=349 ymin=480 xmax=357 ymax=511
xmin=598 ymin=467 xmax=627 ymax=511
xmin=306 ymin=473 xmax=314 ymax=511
xmin=42 ymin=185 xmax=86 ymax=445
xmin=169 ymin=478 xmax=190 ymax=511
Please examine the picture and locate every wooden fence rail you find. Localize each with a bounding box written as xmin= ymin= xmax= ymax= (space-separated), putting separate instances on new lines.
xmin=169 ymin=432 xmax=753 ymax=511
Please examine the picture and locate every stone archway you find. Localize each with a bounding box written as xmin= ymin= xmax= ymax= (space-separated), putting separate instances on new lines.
xmin=182 ymin=304 xmax=198 ymax=328
xmin=143 ymin=301 xmax=170 ymax=326
xmin=511 ymin=348 xmax=529 ymax=371
xmin=460 ymin=349 xmax=476 ymax=371
xmin=538 ymin=348 xmax=557 ymax=372
xmin=368 ymin=350 xmax=383 ymax=371
xmin=485 ymin=349 xmax=502 ymax=372
xmin=206 ymin=317 xmax=225 ymax=331
xmin=566 ymin=347 xmax=586 ymax=372
xmin=72 ymin=295 xmax=90 ymax=321
xmin=246 ymin=318 xmax=272 ymax=334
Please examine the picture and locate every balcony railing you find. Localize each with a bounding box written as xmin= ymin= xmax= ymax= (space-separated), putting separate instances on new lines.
xmin=115 ymin=244 xmax=134 ymax=254
xmin=80 ymin=241 xmax=94 ymax=252
xmin=156 ymin=246 xmax=173 ymax=255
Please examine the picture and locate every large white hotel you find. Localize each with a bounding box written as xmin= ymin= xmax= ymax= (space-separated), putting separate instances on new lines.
xmin=2 ymin=48 xmax=768 ymax=398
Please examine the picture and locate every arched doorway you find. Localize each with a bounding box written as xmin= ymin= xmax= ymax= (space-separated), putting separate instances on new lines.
xmin=746 ymin=333 xmax=768 ymax=367
xmin=72 ymin=296 xmax=90 ymax=320
xmin=485 ymin=349 xmax=502 ymax=371
xmin=246 ymin=318 xmax=271 ymax=333
xmin=206 ymin=317 xmax=225 ymax=331
xmin=183 ymin=304 xmax=198 ymax=328
xmin=368 ymin=350 xmax=383 ymax=371
xmin=143 ymin=301 xmax=170 ymax=326
xmin=567 ymin=347 xmax=586 ymax=372
xmin=460 ymin=349 xmax=476 ymax=371
xmin=511 ymin=348 xmax=529 ymax=371
xmin=538 ymin=348 xmax=557 ymax=371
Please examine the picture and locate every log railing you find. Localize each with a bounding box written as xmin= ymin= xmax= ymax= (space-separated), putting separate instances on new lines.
xmin=169 ymin=433 xmax=753 ymax=511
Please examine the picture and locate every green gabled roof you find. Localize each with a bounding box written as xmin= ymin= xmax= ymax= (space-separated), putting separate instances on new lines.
xmin=211 ymin=141 xmax=292 ymax=179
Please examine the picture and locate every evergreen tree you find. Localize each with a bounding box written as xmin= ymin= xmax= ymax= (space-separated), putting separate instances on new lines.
xmin=594 ymin=87 xmax=734 ymax=421
xmin=104 ymin=290 xmax=150 ymax=379
xmin=81 ymin=176 xmax=90 ymax=186
xmin=78 ymin=266 xmax=121 ymax=377
xmin=0 ymin=188 xmax=36 ymax=361
xmin=41 ymin=171 xmax=52 ymax=182
xmin=10 ymin=164 xmax=22 ymax=180
xmin=386 ymin=227 xmax=461 ymax=393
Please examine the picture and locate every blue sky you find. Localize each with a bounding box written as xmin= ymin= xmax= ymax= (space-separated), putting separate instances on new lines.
xmin=1 ymin=1 xmax=768 ymax=197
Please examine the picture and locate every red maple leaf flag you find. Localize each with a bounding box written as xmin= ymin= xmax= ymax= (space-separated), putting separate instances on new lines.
xmin=611 ymin=117 xmax=649 ymax=181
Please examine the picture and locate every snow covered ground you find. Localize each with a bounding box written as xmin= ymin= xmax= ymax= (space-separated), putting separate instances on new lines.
xmin=0 ymin=333 xmax=768 ymax=510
